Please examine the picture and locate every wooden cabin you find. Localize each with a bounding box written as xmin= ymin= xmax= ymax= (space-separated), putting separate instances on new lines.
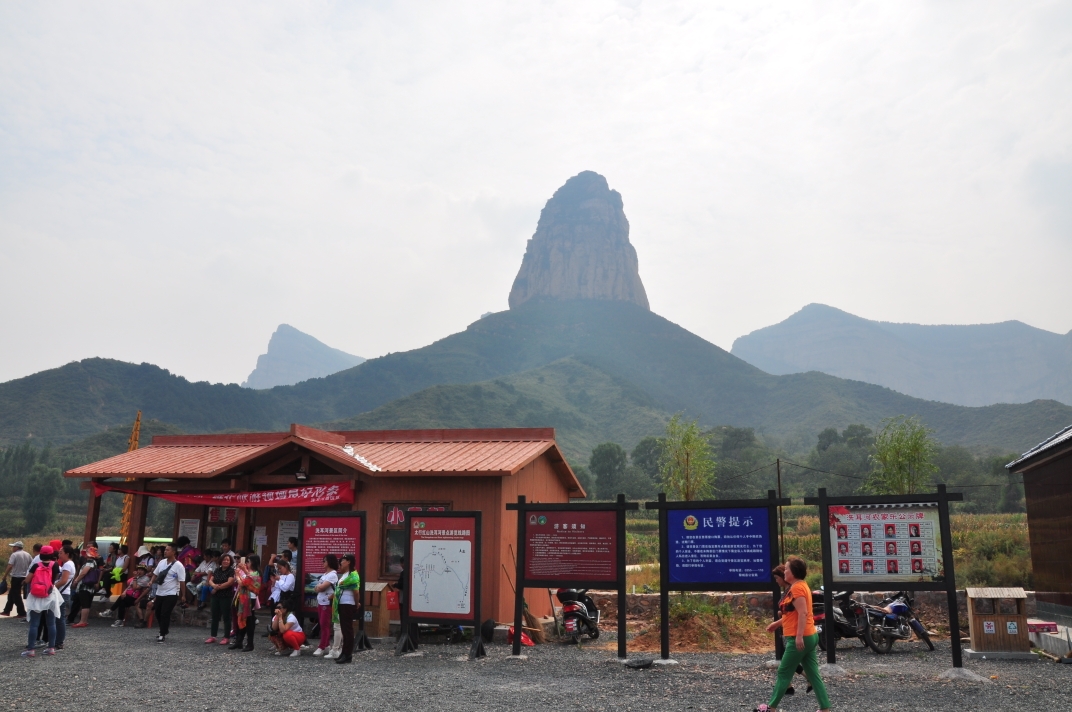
xmin=1007 ymin=424 xmax=1072 ymax=627
xmin=65 ymin=425 xmax=583 ymax=623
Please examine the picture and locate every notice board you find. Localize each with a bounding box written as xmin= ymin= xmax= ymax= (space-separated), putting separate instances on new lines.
xmin=298 ymin=511 xmax=366 ymax=629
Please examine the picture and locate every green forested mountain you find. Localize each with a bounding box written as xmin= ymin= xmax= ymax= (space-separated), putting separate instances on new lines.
xmin=1 ymin=299 xmax=1069 ymax=454
xmin=321 ymin=357 xmax=673 ymax=463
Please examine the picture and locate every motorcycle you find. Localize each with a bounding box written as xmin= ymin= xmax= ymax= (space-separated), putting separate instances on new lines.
xmin=556 ymin=588 xmax=600 ymax=642
xmin=812 ymin=589 xmax=869 ymax=651
xmin=862 ymin=591 xmax=935 ymax=653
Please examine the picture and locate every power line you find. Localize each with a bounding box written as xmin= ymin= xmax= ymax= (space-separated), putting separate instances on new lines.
xmin=780 ymin=459 xmax=865 ymax=481
xmin=719 ymin=460 xmax=778 ymax=484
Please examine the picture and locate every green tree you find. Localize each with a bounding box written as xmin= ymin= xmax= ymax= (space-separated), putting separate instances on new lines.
xmin=589 ymin=442 xmax=628 ymax=499
xmin=571 ymin=463 xmax=596 ymax=498
xmin=630 ymin=437 xmax=662 ymax=482
xmin=816 ymin=428 xmax=841 ymax=452
xmin=867 ymin=416 xmax=938 ymax=494
xmin=659 ymin=415 xmax=716 ymax=501
xmin=841 ymin=424 xmax=874 ymax=449
xmin=22 ymin=463 xmax=63 ymax=533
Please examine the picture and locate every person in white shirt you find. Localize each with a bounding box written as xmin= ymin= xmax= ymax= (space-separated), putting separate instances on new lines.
xmin=152 ymin=544 xmax=186 ymax=643
xmin=187 ymin=552 xmax=217 ymax=609
xmin=312 ymin=555 xmax=339 ymax=656
xmin=55 ymin=547 xmax=77 ymax=650
xmin=269 ymin=600 xmax=306 ymax=657
xmin=269 ymin=559 xmax=295 ymax=606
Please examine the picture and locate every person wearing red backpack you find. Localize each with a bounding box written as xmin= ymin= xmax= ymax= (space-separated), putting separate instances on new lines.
xmin=22 ymin=545 xmax=61 ymax=657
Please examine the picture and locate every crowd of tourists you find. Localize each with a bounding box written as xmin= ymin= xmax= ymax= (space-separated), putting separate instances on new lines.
xmin=3 ymin=535 xmax=360 ymax=664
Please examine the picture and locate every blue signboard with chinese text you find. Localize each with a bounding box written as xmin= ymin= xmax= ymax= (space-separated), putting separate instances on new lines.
xmin=667 ymin=507 xmax=771 ymax=585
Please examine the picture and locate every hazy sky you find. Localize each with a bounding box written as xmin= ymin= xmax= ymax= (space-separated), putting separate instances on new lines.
xmin=2 ymin=1 xmax=1070 ymax=386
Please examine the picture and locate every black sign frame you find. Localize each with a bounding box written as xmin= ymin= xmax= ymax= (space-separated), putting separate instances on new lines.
xmin=804 ymin=485 xmax=963 ymax=667
xmin=396 ymin=509 xmax=484 ymax=660
xmin=507 ymin=494 xmax=638 ymax=658
xmin=645 ymin=491 xmax=789 ymax=661
xmin=297 ymin=510 xmax=371 ymax=651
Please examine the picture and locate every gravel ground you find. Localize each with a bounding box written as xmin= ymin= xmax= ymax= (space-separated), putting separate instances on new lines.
xmin=1 ymin=617 xmax=1070 ymax=711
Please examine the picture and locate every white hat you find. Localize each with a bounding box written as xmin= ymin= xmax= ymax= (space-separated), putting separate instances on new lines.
xmin=135 ymin=545 xmax=151 ymax=558
xmin=9 ymin=540 xmax=23 ymax=548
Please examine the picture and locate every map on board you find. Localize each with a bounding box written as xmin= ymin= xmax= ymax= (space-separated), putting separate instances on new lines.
xmin=411 ymin=540 xmax=471 ymax=615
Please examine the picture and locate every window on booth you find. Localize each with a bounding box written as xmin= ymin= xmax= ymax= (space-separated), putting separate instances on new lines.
xmin=381 ymin=502 xmax=451 ymax=578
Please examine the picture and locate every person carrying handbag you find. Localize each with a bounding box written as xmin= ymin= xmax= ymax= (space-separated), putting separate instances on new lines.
xmin=151 ymin=544 xmax=185 ymax=643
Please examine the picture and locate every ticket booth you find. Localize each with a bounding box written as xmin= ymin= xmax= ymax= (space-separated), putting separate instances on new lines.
xmin=965 ymin=587 xmax=1036 ymax=659
xmin=67 ymin=424 xmax=583 ymax=625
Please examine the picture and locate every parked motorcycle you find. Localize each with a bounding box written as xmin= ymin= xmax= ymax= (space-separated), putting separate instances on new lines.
xmin=812 ymin=589 xmax=868 ymax=651
xmin=862 ymin=591 xmax=935 ymax=653
xmin=556 ymin=588 xmax=600 ymax=642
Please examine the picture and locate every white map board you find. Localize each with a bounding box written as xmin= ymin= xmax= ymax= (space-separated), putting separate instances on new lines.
xmin=410 ymin=540 xmax=471 ymax=616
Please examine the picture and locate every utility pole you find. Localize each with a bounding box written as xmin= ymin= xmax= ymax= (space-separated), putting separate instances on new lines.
xmin=776 ymin=458 xmax=785 ymax=558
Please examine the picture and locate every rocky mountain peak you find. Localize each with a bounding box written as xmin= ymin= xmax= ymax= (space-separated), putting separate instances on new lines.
xmin=508 ymin=171 xmax=649 ymax=310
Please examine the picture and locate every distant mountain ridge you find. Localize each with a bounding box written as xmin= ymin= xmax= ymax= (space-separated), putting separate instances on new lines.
xmin=2 ymin=172 xmax=1070 ymax=458
xmin=731 ymin=304 xmax=1072 ymax=407
xmin=243 ymin=324 xmax=364 ymax=389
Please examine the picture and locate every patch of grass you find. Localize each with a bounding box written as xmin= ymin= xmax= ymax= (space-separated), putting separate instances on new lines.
xmin=625 ymin=564 xmax=660 ymax=592
xmin=630 ymin=593 xmax=769 ymax=653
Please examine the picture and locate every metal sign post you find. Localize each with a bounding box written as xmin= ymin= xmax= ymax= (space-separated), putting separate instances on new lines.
xmin=507 ymin=494 xmax=638 ymax=659
xmin=805 ymin=485 xmax=963 ymax=667
xmin=645 ymin=491 xmax=789 ymax=661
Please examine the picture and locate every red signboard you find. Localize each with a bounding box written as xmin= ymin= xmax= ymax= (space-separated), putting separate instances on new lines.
xmin=523 ymin=510 xmax=618 ymax=583
xmin=94 ymin=482 xmax=354 ymax=508
xmin=407 ymin=515 xmax=478 ymax=621
xmin=300 ymin=514 xmax=362 ymax=614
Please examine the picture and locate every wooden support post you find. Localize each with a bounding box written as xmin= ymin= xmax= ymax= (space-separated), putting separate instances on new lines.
xmin=127 ymin=491 xmax=150 ymax=574
xmin=235 ymin=506 xmax=250 ymax=553
xmin=83 ymin=481 xmax=102 ymax=547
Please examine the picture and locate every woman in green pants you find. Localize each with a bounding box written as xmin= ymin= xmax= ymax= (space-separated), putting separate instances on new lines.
xmin=756 ymin=556 xmax=831 ymax=712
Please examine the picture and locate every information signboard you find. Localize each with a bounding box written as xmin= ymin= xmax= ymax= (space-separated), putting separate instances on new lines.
xmin=829 ymin=504 xmax=942 ymax=583
xmin=298 ymin=511 xmax=369 ymax=650
xmin=398 ymin=511 xmax=483 ymax=659
xmin=805 ymin=486 xmax=962 ymax=668
xmin=523 ymin=510 xmax=617 ymax=583
xmin=507 ymin=495 xmax=638 ymax=659
xmin=666 ymin=506 xmax=771 ymax=585
xmin=646 ymin=492 xmax=787 ymax=662
xmin=408 ymin=515 xmax=477 ymax=621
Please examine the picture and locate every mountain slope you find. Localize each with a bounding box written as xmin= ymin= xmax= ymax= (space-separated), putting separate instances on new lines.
xmin=243 ymin=324 xmax=364 ymax=389
xmin=731 ymin=304 xmax=1072 ymax=406
xmin=321 ymin=357 xmax=672 ymax=462
xmin=3 ymin=300 xmax=1071 ymax=453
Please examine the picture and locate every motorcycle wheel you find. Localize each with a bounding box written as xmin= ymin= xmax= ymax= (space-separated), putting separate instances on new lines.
xmin=587 ymin=622 xmax=600 ymax=640
xmin=864 ymin=622 xmax=894 ymax=654
xmin=816 ymin=624 xmax=826 ymax=651
xmin=911 ymin=619 xmax=935 ymax=651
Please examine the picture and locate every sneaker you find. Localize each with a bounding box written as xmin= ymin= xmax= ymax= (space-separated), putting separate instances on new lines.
xmin=204 ymin=637 xmax=217 ymax=644
xmin=111 ymin=620 xmax=124 ymax=628
xmin=313 ymin=648 xmax=325 ymax=657
xmin=35 ymin=641 xmax=47 ymax=648
xmin=43 ymin=648 xmax=56 ymax=656
xmin=21 ymin=649 xmax=35 ymax=658
xmin=55 ymin=644 xmax=63 ymax=650
xmin=289 ymin=649 xmax=301 ymax=657
xmin=273 ymin=651 xmax=282 ymax=656
xmin=99 ymin=610 xmax=114 ymax=618
xmin=156 ymin=635 xmax=165 ymax=643
xmin=325 ymin=650 xmax=339 ymax=659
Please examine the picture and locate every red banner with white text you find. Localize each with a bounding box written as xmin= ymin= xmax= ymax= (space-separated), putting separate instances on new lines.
xmin=92 ymin=482 xmax=353 ymax=508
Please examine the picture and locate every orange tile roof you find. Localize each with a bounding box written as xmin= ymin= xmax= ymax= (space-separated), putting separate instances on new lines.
xmin=64 ymin=425 xmax=581 ymax=494
xmin=66 ymin=444 xmax=270 ymax=477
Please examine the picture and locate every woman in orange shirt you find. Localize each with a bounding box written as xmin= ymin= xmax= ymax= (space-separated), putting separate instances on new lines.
xmin=756 ymin=556 xmax=831 ymax=712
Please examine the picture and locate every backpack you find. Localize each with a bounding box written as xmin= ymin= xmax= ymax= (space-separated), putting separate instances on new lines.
xmin=29 ymin=562 xmax=54 ymax=598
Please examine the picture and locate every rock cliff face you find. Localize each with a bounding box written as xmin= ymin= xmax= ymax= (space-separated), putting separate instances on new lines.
xmin=243 ymin=324 xmax=364 ymax=389
xmin=508 ymin=171 xmax=649 ymax=310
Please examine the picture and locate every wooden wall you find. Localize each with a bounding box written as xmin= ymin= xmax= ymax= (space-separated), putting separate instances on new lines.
xmin=358 ymin=475 xmax=505 ymax=623
xmin=1023 ymin=453 xmax=1072 ymax=611
xmin=499 ymin=457 xmax=574 ymax=621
